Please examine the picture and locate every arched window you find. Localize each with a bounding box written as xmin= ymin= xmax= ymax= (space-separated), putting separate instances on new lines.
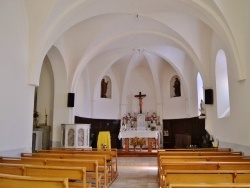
xmin=170 ymin=75 xmax=181 ymax=98
xmin=100 ymin=76 xmax=111 ymax=98
xmin=215 ymin=49 xmax=230 ymax=118
xmin=197 ymin=72 xmax=204 ymax=115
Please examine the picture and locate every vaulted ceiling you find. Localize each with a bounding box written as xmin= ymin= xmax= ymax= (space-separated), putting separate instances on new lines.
xmin=28 ymin=0 xmax=243 ymax=89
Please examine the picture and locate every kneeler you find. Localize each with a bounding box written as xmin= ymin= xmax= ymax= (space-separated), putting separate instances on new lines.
xmin=97 ymin=131 xmax=111 ymax=150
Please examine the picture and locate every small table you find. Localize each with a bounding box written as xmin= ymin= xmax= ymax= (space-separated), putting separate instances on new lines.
xmin=118 ymin=130 xmax=159 ymax=152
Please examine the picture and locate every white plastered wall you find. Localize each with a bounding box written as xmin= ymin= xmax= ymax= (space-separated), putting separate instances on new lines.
xmin=0 ymin=0 xmax=33 ymax=156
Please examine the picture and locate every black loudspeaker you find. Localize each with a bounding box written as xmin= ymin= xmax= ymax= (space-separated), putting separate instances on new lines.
xmin=67 ymin=93 xmax=75 ymax=107
xmin=205 ymin=89 xmax=213 ymax=104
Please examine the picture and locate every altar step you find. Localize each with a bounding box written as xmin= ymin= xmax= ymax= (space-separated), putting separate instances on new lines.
xmin=117 ymin=149 xmax=157 ymax=157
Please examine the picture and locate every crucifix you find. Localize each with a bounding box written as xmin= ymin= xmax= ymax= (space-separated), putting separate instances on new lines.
xmin=134 ymin=92 xmax=146 ymax=113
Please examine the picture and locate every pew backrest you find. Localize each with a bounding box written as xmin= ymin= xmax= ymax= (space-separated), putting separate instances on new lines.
xmin=168 ymin=183 xmax=250 ymax=188
xmin=235 ymin=170 xmax=250 ymax=183
xmin=158 ymin=147 xmax=232 ymax=152
xmin=159 ymin=155 xmax=250 ymax=163
xmin=160 ymin=161 xmax=250 ymax=171
xmin=0 ymin=163 xmax=87 ymax=188
xmin=158 ymin=151 xmax=243 ymax=156
xmin=0 ymin=173 xmax=68 ymax=188
xmin=163 ymin=170 xmax=235 ymax=186
xmin=164 ymin=170 xmax=250 ymax=184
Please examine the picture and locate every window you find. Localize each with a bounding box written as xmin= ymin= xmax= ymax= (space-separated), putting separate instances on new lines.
xmin=215 ymin=49 xmax=230 ymax=118
xmin=197 ymin=72 xmax=204 ymax=115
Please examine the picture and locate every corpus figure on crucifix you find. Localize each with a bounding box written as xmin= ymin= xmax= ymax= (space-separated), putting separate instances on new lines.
xmin=134 ymin=92 xmax=146 ymax=113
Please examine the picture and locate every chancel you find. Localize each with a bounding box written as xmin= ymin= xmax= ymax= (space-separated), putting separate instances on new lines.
xmin=119 ymin=92 xmax=163 ymax=152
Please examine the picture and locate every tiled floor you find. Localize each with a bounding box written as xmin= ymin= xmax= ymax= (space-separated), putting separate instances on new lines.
xmin=109 ymin=157 xmax=159 ymax=188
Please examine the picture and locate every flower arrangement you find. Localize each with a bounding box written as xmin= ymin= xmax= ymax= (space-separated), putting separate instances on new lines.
xmin=124 ymin=113 xmax=135 ymax=123
xmin=147 ymin=112 xmax=157 ymax=122
xmin=130 ymin=137 xmax=146 ymax=150
xmin=138 ymin=138 xmax=146 ymax=148
xmin=150 ymin=126 xmax=156 ymax=131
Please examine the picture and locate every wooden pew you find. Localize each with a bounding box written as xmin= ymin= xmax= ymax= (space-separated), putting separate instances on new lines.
xmin=168 ymin=183 xmax=250 ymax=188
xmin=158 ymin=149 xmax=250 ymax=187
xmin=49 ymin=148 xmax=118 ymax=173
xmin=159 ymin=161 xmax=250 ymax=186
xmin=158 ymin=151 xmax=243 ymax=156
xmin=158 ymin=147 xmax=232 ymax=152
xmin=21 ymin=152 xmax=108 ymax=187
xmin=162 ymin=170 xmax=250 ymax=187
xmin=0 ymin=173 xmax=69 ymax=188
xmin=159 ymin=161 xmax=250 ymax=177
xmin=157 ymin=151 xmax=243 ymax=176
xmin=162 ymin=170 xmax=235 ymax=187
xmin=45 ymin=158 xmax=101 ymax=188
xmin=37 ymin=148 xmax=118 ymax=182
xmin=159 ymin=161 xmax=218 ymax=182
xmin=159 ymin=155 xmax=250 ymax=163
xmin=160 ymin=161 xmax=250 ymax=171
xmin=0 ymin=163 xmax=90 ymax=188
xmin=0 ymin=157 xmax=101 ymax=188
xmin=158 ymin=156 xmax=250 ymax=181
xmin=158 ymin=155 xmax=250 ymax=176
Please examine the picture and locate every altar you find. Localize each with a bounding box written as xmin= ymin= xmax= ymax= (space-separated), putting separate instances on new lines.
xmin=119 ymin=92 xmax=163 ymax=152
xmin=118 ymin=130 xmax=160 ymax=152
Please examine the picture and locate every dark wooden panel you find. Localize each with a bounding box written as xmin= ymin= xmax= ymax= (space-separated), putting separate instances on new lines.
xmin=175 ymin=134 xmax=191 ymax=148
xmin=163 ymin=117 xmax=206 ymax=148
xmin=75 ymin=116 xmax=122 ymax=149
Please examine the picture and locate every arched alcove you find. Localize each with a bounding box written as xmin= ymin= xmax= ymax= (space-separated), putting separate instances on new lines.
xmin=101 ymin=76 xmax=111 ymax=99
xmin=170 ymin=75 xmax=181 ymax=98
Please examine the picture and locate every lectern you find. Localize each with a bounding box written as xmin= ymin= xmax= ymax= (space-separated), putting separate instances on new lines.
xmin=61 ymin=124 xmax=91 ymax=148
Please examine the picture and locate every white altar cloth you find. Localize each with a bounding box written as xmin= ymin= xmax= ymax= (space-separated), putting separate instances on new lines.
xmin=118 ymin=130 xmax=158 ymax=140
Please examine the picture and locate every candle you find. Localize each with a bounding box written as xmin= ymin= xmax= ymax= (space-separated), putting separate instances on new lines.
xmin=45 ymin=108 xmax=47 ymax=115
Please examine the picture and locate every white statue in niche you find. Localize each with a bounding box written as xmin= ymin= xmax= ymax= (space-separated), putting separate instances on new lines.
xmin=199 ymin=99 xmax=206 ymax=116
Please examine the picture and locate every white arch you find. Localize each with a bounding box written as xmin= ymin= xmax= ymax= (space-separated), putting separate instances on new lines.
xmin=46 ymin=46 xmax=70 ymax=146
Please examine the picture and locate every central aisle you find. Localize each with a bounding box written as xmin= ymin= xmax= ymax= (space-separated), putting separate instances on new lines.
xmin=109 ymin=157 xmax=158 ymax=188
